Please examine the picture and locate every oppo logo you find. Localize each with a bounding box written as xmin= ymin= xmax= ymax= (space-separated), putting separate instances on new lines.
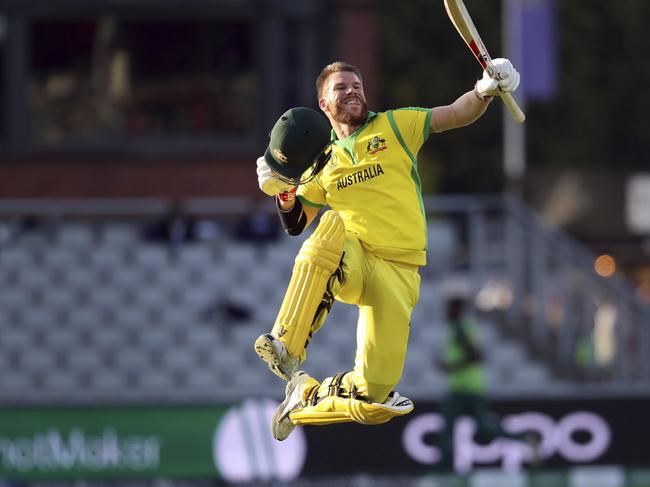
xmin=213 ymin=399 xmax=306 ymax=482
xmin=402 ymin=411 xmax=611 ymax=473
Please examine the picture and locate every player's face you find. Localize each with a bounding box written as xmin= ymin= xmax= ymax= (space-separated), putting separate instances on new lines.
xmin=321 ymin=71 xmax=368 ymax=126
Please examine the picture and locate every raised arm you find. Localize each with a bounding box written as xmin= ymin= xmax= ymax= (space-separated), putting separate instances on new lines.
xmin=429 ymin=89 xmax=492 ymax=133
xmin=429 ymin=58 xmax=520 ymax=133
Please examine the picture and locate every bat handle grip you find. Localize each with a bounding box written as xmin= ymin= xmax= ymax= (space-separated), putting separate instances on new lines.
xmin=500 ymin=92 xmax=526 ymax=123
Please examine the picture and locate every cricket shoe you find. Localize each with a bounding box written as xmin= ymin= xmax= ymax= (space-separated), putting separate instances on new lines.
xmin=272 ymin=371 xmax=310 ymax=441
xmin=254 ymin=333 xmax=303 ymax=381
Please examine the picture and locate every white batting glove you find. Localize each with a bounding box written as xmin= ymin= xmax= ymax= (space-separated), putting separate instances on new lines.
xmin=475 ymin=58 xmax=520 ymax=100
xmin=256 ymin=156 xmax=296 ymax=197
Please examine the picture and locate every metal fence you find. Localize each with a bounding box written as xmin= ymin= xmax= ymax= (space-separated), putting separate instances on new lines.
xmin=1 ymin=193 xmax=648 ymax=387
xmin=422 ymin=194 xmax=650 ymax=385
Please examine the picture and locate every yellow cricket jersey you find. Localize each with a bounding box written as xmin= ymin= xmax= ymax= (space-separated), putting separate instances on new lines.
xmin=298 ymin=108 xmax=432 ymax=267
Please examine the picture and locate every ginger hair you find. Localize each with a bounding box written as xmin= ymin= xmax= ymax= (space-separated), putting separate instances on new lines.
xmin=316 ymin=61 xmax=363 ymax=99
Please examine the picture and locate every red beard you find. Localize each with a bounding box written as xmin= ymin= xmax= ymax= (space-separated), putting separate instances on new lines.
xmin=330 ymin=98 xmax=369 ymax=126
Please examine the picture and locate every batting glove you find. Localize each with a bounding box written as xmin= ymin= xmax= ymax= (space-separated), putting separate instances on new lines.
xmin=475 ymin=58 xmax=520 ymax=100
xmin=256 ymin=156 xmax=296 ymax=197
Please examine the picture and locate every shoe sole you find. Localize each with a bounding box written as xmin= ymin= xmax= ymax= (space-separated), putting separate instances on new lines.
xmin=254 ymin=334 xmax=291 ymax=381
xmin=271 ymin=373 xmax=305 ymax=441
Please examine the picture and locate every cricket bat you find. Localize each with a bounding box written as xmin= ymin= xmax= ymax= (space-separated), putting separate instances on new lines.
xmin=444 ymin=0 xmax=526 ymax=123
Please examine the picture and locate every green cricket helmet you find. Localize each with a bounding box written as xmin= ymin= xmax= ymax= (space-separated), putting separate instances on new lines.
xmin=264 ymin=107 xmax=332 ymax=185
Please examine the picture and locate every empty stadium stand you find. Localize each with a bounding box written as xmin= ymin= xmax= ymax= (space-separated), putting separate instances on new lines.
xmin=0 ymin=195 xmax=648 ymax=405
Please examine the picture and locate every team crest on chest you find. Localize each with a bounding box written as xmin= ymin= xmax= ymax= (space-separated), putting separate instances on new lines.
xmin=366 ymin=135 xmax=387 ymax=155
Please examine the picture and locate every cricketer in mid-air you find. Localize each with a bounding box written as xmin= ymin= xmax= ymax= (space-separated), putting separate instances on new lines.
xmin=254 ymin=59 xmax=520 ymax=440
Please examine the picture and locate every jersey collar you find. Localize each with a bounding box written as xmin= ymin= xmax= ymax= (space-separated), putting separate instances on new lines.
xmin=330 ymin=111 xmax=378 ymax=142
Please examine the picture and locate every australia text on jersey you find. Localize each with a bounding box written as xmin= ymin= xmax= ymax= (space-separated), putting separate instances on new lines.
xmin=336 ymin=164 xmax=385 ymax=191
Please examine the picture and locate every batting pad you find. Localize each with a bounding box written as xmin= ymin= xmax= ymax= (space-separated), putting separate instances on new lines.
xmin=290 ymin=391 xmax=414 ymax=426
xmin=272 ymin=210 xmax=345 ymax=358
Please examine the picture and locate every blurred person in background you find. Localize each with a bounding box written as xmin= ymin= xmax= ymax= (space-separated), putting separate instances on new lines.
xmin=235 ymin=210 xmax=280 ymax=245
xmin=253 ymin=59 xmax=520 ymax=441
xmin=436 ymin=296 xmax=534 ymax=470
xmin=143 ymin=203 xmax=196 ymax=247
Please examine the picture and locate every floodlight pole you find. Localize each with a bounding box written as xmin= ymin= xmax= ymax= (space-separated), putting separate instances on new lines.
xmin=502 ymin=0 xmax=526 ymax=197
